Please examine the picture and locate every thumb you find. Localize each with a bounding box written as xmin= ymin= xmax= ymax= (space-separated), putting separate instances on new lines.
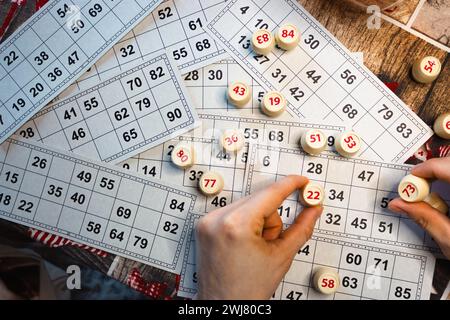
xmin=274 ymin=206 xmax=323 ymax=256
xmin=389 ymin=198 xmax=450 ymax=244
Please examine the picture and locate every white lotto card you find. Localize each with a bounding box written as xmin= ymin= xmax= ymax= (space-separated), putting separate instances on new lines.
xmin=15 ymin=53 xmax=199 ymax=164
xmin=60 ymin=0 xmax=230 ymax=98
xmin=183 ymin=54 xmax=362 ymax=117
xmin=205 ymin=0 xmax=434 ymax=163
xmin=0 ymin=0 xmax=163 ymax=144
xmin=178 ymin=215 xmax=435 ymax=300
xmin=0 ymin=137 xmax=198 ymax=273
xmin=119 ymin=113 xmax=345 ymax=213
xmin=243 ymin=144 xmax=449 ymax=252
xmin=183 ymin=57 xmax=294 ymax=118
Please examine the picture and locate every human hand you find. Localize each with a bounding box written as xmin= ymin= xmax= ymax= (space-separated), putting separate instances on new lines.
xmin=195 ymin=175 xmax=323 ymax=300
xmin=389 ymin=157 xmax=450 ymax=259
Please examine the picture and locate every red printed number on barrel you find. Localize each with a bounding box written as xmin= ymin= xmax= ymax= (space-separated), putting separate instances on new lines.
xmin=204 ymin=179 xmax=216 ymax=188
xmin=307 ymin=190 xmax=321 ymax=200
xmin=424 ymin=60 xmax=436 ymax=73
xmin=233 ymin=85 xmax=246 ymax=96
xmin=310 ymin=133 xmax=321 ymax=143
xmin=176 ymin=150 xmax=188 ymax=163
xmin=344 ymin=136 xmax=357 ymax=149
xmin=321 ymin=278 xmax=335 ymax=289
xmin=257 ymin=33 xmax=270 ymax=44
xmin=401 ymin=183 xmax=416 ymax=198
xmin=225 ymin=134 xmax=239 ymax=146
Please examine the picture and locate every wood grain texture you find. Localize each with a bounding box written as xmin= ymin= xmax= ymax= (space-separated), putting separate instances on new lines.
xmin=298 ymin=0 xmax=449 ymax=125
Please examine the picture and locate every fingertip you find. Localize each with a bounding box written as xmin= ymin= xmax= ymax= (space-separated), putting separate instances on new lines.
xmin=411 ymin=161 xmax=427 ymax=177
xmin=308 ymin=205 xmax=324 ymax=217
xmin=299 ymin=205 xmax=323 ymax=224
xmin=388 ymin=198 xmax=405 ymax=213
xmin=285 ymin=175 xmax=309 ymax=188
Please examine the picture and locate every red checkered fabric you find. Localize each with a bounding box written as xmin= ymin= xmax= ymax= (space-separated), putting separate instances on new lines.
xmin=35 ymin=0 xmax=48 ymax=11
xmin=126 ymin=268 xmax=171 ymax=299
xmin=27 ymin=228 xmax=108 ymax=257
xmin=0 ymin=0 xmax=27 ymax=41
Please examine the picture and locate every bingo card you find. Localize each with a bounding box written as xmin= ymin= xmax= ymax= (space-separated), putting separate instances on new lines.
xmin=0 ymin=0 xmax=164 ymax=144
xmin=243 ymin=144 xmax=450 ymax=251
xmin=184 ymin=58 xmax=284 ymax=117
xmin=61 ymin=0 xmax=230 ymax=98
xmin=0 ymin=137 xmax=198 ymax=273
xmin=119 ymin=113 xmax=345 ymax=213
xmin=15 ymin=53 xmax=199 ymax=164
xmin=179 ymin=214 xmax=435 ymax=300
xmin=205 ymin=0 xmax=434 ymax=163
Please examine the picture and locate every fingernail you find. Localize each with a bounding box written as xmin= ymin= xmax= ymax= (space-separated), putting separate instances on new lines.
xmin=389 ymin=202 xmax=406 ymax=214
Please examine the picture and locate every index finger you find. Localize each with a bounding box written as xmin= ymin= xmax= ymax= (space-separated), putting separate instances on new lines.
xmin=241 ymin=175 xmax=309 ymax=219
xmin=412 ymin=157 xmax=450 ymax=183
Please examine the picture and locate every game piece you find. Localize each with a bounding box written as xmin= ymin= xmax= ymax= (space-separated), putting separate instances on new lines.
xmin=199 ymin=171 xmax=224 ymax=196
xmin=0 ymin=0 xmax=164 ymax=144
xmin=205 ymin=0 xmax=434 ymax=164
xmin=411 ymin=56 xmax=442 ymax=84
xmin=18 ymin=53 xmax=199 ymax=164
xmin=0 ymin=137 xmax=197 ymax=274
xmin=227 ymin=82 xmax=252 ymax=108
xmin=433 ymin=113 xmax=450 ymax=140
xmin=335 ymin=132 xmax=361 ymax=158
xmin=220 ymin=129 xmax=245 ymax=152
xmin=300 ymin=183 xmax=325 ymax=207
xmin=243 ymin=144 xmax=449 ymax=250
xmin=251 ymin=29 xmax=275 ymax=55
xmin=275 ymin=24 xmax=300 ymax=51
xmin=300 ymin=129 xmax=327 ymax=155
xmin=398 ymin=174 xmax=431 ymax=203
xmin=179 ymin=220 xmax=436 ymax=300
xmin=120 ymin=115 xmax=344 ymax=214
xmin=423 ymin=192 xmax=449 ymax=215
xmin=312 ymin=267 xmax=340 ymax=295
xmin=171 ymin=142 xmax=195 ymax=169
xmin=261 ymin=91 xmax=286 ymax=117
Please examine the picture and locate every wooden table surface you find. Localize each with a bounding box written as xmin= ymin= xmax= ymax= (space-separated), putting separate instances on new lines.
xmin=0 ymin=0 xmax=448 ymax=300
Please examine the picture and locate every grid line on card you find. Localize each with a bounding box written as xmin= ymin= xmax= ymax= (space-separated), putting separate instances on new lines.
xmin=0 ymin=0 xmax=163 ymax=143
xmin=7 ymin=149 xmax=33 ymax=214
xmin=206 ymin=0 xmax=434 ymax=163
xmin=0 ymin=138 xmax=197 ymax=273
xmin=243 ymin=143 xmax=443 ymax=252
xmin=64 ymin=0 xmax=230 ymax=94
xmin=54 ymin=160 xmax=77 ymax=228
xmin=149 ymin=191 xmax=170 ymax=259
xmin=81 ymin=168 xmax=104 ymax=235
xmin=118 ymin=113 xmax=346 ymax=214
xmin=31 ymin=155 xmax=55 ymax=221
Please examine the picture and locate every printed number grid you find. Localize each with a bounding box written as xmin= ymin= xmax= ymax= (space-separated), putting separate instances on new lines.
xmin=196 ymin=113 xmax=345 ymax=149
xmin=184 ymin=58 xmax=278 ymax=116
xmin=184 ymin=56 xmax=365 ymax=117
xmin=119 ymin=114 xmax=343 ymax=213
xmin=15 ymin=54 xmax=198 ymax=164
xmin=0 ymin=138 xmax=196 ymax=272
xmin=244 ymin=144 xmax=448 ymax=251
xmin=0 ymin=0 xmax=163 ymax=143
xmin=120 ymin=136 xmax=247 ymax=214
xmin=61 ymin=0 xmax=229 ymax=98
xmin=206 ymin=0 xmax=433 ymax=163
xmin=179 ymin=216 xmax=432 ymax=300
